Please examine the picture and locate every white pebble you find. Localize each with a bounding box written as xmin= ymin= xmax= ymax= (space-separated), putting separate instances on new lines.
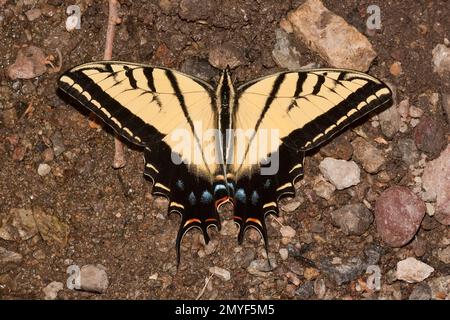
xmin=209 ymin=266 xmax=231 ymax=281
xmin=280 ymin=225 xmax=296 ymax=238
xmin=37 ymin=163 xmax=51 ymax=176
xmin=396 ymin=257 xmax=434 ymax=283
xmin=426 ymin=202 xmax=435 ymax=216
xmin=279 ymin=248 xmax=289 ymax=260
xmin=319 ymin=157 xmax=360 ymax=190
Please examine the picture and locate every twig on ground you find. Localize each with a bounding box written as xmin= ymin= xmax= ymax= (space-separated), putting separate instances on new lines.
xmin=103 ymin=0 xmax=126 ymax=169
xmin=196 ymin=273 xmax=214 ymax=300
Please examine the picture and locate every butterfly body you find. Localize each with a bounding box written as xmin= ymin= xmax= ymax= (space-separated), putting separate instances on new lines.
xmin=58 ymin=62 xmax=392 ymax=263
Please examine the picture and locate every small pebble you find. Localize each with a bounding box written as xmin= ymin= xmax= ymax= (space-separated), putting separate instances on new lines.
xmin=319 ymin=157 xmax=360 ymax=190
xmin=209 ymin=266 xmax=231 ymax=281
xmin=79 ymin=264 xmax=109 ymax=293
xmin=37 ymin=163 xmax=51 ymax=176
xmin=437 ymin=246 xmax=450 ymax=264
xmin=389 ymin=61 xmax=402 ymax=76
xmin=279 ymin=248 xmax=288 ymax=260
xmin=331 ymin=204 xmax=373 ymax=236
xmin=432 ymin=44 xmax=450 ymax=75
xmin=409 ymin=106 xmax=424 ymax=118
xmin=396 ymin=257 xmax=434 ymax=283
xmin=295 ymin=281 xmax=314 ymax=299
xmin=409 ymin=283 xmax=432 ymax=300
xmin=280 ymin=225 xmax=296 ymax=238
xmin=351 ymin=137 xmax=385 ymax=173
xmin=304 ymin=267 xmax=320 ymax=281
xmin=414 ymin=116 xmax=446 ymax=157
xmin=43 ymin=281 xmax=63 ymax=300
xmin=25 ymin=8 xmax=41 ymax=21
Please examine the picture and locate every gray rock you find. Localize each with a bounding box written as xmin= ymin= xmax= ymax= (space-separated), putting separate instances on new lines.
xmin=396 ymin=257 xmax=434 ymax=283
xmin=378 ymin=84 xmax=401 ymax=139
xmin=285 ymin=0 xmax=376 ymax=71
xmin=437 ymin=246 xmax=450 ymax=264
xmin=409 ymin=283 xmax=432 ymax=300
xmin=313 ymin=178 xmax=335 ymax=200
xmin=428 ymin=275 xmax=450 ymax=300
xmin=319 ymin=157 xmax=360 ymax=190
xmin=330 ymin=204 xmax=373 ymax=235
xmin=0 ymin=247 xmax=23 ymax=265
xmin=319 ymin=256 xmax=366 ymax=285
xmin=247 ymin=259 xmax=276 ymax=277
xmin=364 ymin=244 xmax=383 ymax=265
xmin=442 ymin=94 xmax=450 ymax=123
xmin=43 ymin=281 xmax=63 ymax=300
xmin=351 ymin=137 xmax=385 ymax=173
xmin=375 ymin=186 xmax=426 ymax=247
xmin=422 ymin=146 xmax=450 ymax=226
xmin=79 ymin=264 xmax=109 ymax=293
xmin=180 ymin=56 xmax=217 ymax=82
xmin=295 ymin=281 xmax=314 ymax=299
xmin=397 ymin=138 xmax=419 ymax=165
xmin=313 ymin=278 xmax=326 ymax=299
xmin=432 ymin=44 xmax=450 ymax=76
xmin=414 ymin=116 xmax=446 ymax=157
xmin=51 ymin=131 xmax=65 ymax=157
xmin=272 ymin=28 xmax=302 ymax=70
xmin=279 ymin=199 xmax=302 ymax=212
xmin=208 ymin=43 xmax=244 ymax=70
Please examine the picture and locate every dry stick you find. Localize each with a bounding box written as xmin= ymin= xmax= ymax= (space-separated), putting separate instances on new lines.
xmin=196 ymin=273 xmax=214 ymax=300
xmin=104 ymin=0 xmax=126 ymax=169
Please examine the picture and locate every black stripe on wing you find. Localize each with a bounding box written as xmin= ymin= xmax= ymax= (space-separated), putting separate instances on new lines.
xmin=58 ymin=69 xmax=164 ymax=146
xmin=286 ymin=80 xmax=392 ymax=150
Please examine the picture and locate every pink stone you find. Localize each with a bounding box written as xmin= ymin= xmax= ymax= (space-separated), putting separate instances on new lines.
xmin=375 ymin=186 xmax=426 ymax=247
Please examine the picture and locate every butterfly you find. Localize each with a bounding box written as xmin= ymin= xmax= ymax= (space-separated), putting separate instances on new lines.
xmin=58 ymin=62 xmax=392 ymax=264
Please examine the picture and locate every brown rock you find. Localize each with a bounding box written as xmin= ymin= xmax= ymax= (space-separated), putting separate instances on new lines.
xmin=320 ymin=134 xmax=353 ymax=160
xmin=351 ymin=137 xmax=385 ymax=173
xmin=375 ymin=186 xmax=426 ymax=247
xmin=285 ymin=0 xmax=377 ymax=71
xmin=208 ymin=43 xmax=245 ymax=70
xmin=330 ymin=204 xmax=373 ymax=236
xmin=33 ymin=207 xmax=69 ymax=247
xmin=413 ymin=116 xmax=446 ymax=157
xmin=422 ymin=146 xmax=450 ymax=225
xmin=7 ymin=46 xmax=47 ymax=80
xmin=389 ymin=61 xmax=402 ymax=77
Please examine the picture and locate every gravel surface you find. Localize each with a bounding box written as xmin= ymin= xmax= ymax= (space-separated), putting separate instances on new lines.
xmin=0 ymin=0 xmax=449 ymax=300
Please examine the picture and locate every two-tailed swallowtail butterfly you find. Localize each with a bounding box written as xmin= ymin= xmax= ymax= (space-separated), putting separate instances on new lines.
xmin=58 ymin=62 xmax=392 ymax=264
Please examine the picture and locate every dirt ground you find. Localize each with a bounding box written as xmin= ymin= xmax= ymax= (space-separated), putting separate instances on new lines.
xmin=0 ymin=0 xmax=449 ymax=300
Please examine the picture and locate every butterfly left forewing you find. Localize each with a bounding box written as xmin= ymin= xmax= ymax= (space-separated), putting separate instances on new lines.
xmin=58 ymin=61 xmax=225 ymax=264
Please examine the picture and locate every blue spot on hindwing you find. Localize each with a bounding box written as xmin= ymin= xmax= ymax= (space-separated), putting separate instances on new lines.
xmin=176 ymin=179 xmax=185 ymax=191
xmin=200 ymin=190 xmax=213 ymax=204
xmin=251 ymin=191 xmax=259 ymax=206
xmin=214 ymin=184 xmax=227 ymax=194
xmin=264 ymin=179 xmax=271 ymax=189
xmin=235 ymin=188 xmax=246 ymax=203
xmin=188 ymin=192 xmax=196 ymax=206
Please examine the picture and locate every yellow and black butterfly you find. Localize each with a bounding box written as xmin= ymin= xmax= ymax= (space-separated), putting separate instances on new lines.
xmin=58 ymin=62 xmax=392 ymax=264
